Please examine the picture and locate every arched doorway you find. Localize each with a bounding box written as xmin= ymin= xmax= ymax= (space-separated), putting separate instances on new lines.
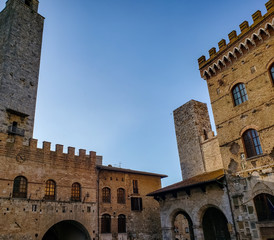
xmin=42 ymin=220 xmax=91 ymax=240
xmin=202 ymin=207 xmax=231 ymax=240
xmin=173 ymin=211 xmax=194 ymax=240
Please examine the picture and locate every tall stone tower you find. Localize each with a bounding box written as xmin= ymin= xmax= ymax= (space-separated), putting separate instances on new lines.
xmin=173 ymin=100 xmax=212 ymax=180
xmin=0 ymin=0 xmax=44 ymax=141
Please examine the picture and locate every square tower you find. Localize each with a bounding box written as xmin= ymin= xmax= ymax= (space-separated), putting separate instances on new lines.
xmin=0 ymin=0 xmax=44 ymax=141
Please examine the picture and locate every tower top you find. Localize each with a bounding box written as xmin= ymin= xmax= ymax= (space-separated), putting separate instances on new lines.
xmin=6 ymin=0 xmax=39 ymax=12
xmin=197 ymin=0 xmax=274 ymax=80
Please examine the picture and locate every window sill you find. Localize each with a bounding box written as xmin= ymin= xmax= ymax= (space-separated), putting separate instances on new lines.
xmin=246 ymin=154 xmax=267 ymax=161
xmin=256 ymin=221 xmax=274 ymax=227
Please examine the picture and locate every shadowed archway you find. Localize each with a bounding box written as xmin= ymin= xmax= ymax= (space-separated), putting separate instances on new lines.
xmin=42 ymin=220 xmax=91 ymax=240
xmin=172 ymin=211 xmax=194 ymax=240
xmin=202 ymin=207 xmax=231 ymax=240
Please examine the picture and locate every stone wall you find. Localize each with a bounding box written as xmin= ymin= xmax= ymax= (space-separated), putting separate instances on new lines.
xmin=159 ymin=183 xmax=236 ymax=240
xmin=201 ymin=132 xmax=224 ymax=172
xmin=0 ymin=133 xmax=99 ymax=240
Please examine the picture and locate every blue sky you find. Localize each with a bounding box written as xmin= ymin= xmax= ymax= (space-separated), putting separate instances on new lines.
xmin=0 ymin=0 xmax=267 ymax=186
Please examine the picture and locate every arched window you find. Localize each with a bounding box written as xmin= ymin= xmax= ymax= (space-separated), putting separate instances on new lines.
xmin=101 ymin=214 xmax=111 ymax=233
xmin=13 ymin=176 xmax=27 ymax=198
xmin=102 ymin=187 xmax=111 ymax=203
xmin=254 ymin=193 xmax=274 ymax=221
xmin=117 ymin=188 xmax=125 ymax=204
xmin=242 ymin=129 xmax=263 ymax=158
xmin=270 ymin=63 xmax=274 ymax=83
xmin=45 ymin=180 xmax=56 ymax=200
xmin=71 ymin=182 xmax=81 ymax=202
xmin=232 ymin=83 xmax=248 ymax=106
xmin=118 ymin=214 xmax=126 ymax=233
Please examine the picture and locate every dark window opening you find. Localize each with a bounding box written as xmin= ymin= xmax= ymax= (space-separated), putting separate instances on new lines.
xmin=254 ymin=193 xmax=274 ymax=221
xmin=203 ymin=129 xmax=208 ymax=140
xmin=118 ymin=214 xmax=126 ymax=233
xmin=102 ymin=187 xmax=111 ymax=203
xmin=117 ymin=188 xmax=125 ymax=204
xmin=45 ymin=180 xmax=56 ymax=200
xmin=131 ymin=197 xmax=142 ymax=211
xmin=25 ymin=0 xmax=31 ymax=6
xmin=12 ymin=121 xmax=18 ymax=132
xmin=32 ymin=205 xmax=37 ymax=212
xmin=232 ymin=83 xmax=248 ymax=106
xmin=270 ymin=63 xmax=274 ymax=83
xmin=101 ymin=214 xmax=111 ymax=233
xmin=8 ymin=121 xmax=24 ymax=136
xmin=13 ymin=176 xmax=27 ymax=198
xmin=243 ymin=129 xmax=263 ymax=158
xmin=133 ymin=180 xmax=138 ymax=194
xmin=71 ymin=183 xmax=81 ymax=202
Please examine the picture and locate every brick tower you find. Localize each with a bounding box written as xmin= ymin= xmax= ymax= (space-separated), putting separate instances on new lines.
xmin=0 ymin=0 xmax=44 ymax=141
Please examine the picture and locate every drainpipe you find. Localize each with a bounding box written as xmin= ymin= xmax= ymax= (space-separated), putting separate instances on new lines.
xmin=97 ymin=168 xmax=100 ymax=240
xmin=224 ymin=174 xmax=239 ymax=240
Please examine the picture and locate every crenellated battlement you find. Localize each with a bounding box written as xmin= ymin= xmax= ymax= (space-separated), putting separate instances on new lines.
xmin=0 ymin=133 xmax=103 ymax=168
xmin=198 ymin=0 xmax=274 ymax=80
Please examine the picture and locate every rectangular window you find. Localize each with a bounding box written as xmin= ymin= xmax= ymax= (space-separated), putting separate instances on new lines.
xmin=131 ymin=197 xmax=142 ymax=211
xmin=32 ymin=205 xmax=37 ymax=212
xmin=133 ymin=180 xmax=138 ymax=194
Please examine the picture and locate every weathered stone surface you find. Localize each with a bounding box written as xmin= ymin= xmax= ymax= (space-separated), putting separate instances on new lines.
xmin=0 ymin=0 xmax=44 ymax=142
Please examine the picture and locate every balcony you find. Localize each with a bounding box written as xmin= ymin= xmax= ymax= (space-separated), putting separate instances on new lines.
xmin=8 ymin=126 xmax=25 ymax=136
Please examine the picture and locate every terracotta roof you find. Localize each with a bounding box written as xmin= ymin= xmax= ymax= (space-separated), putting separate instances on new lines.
xmin=97 ymin=165 xmax=167 ymax=178
xmin=147 ymin=169 xmax=225 ymax=196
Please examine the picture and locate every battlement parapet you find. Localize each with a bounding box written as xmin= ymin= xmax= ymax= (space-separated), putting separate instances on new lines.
xmin=200 ymin=130 xmax=216 ymax=143
xmin=0 ymin=133 xmax=102 ymax=169
xmin=198 ymin=0 xmax=274 ymax=80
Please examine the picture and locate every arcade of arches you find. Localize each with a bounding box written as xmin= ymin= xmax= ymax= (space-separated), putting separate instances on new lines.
xmin=172 ymin=207 xmax=231 ymax=240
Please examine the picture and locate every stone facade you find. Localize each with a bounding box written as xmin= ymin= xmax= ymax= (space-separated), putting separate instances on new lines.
xmin=0 ymin=1 xmax=165 ymax=240
xmin=150 ymin=1 xmax=274 ymax=240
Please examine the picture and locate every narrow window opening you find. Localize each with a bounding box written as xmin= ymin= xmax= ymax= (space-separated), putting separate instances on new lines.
xmin=133 ymin=180 xmax=138 ymax=194
xmin=12 ymin=121 xmax=18 ymax=132
xmin=270 ymin=63 xmax=274 ymax=83
xmin=203 ymin=129 xmax=208 ymax=140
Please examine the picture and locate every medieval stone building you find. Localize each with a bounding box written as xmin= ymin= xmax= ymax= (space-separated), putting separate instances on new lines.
xmin=149 ymin=1 xmax=274 ymax=240
xmin=0 ymin=1 xmax=165 ymax=239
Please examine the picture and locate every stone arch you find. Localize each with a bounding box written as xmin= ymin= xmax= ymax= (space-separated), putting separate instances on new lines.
xmin=42 ymin=220 xmax=91 ymax=240
xmin=201 ymin=206 xmax=231 ymax=240
xmin=233 ymin=47 xmax=242 ymax=58
xmin=170 ymin=209 xmax=195 ymax=240
xmin=252 ymin=182 xmax=273 ymax=198
xmin=251 ymin=33 xmax=262 ymax=45
xmin=258 ymin=28 xmax=270 ymax=40
xmin=239 ymin=124 xmax=259 ymax=136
